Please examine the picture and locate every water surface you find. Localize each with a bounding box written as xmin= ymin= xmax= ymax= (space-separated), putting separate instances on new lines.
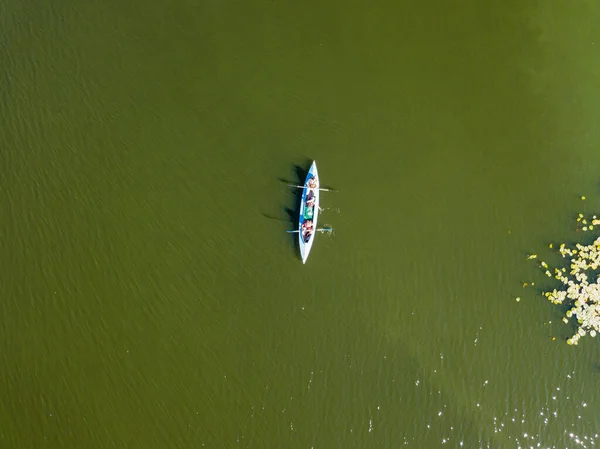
xmin=1 ymin=0 xmax=600 ymax=447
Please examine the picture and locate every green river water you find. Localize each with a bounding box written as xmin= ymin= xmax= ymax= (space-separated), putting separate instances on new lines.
xmin=1 ymin=0 xmax=600 ymax=448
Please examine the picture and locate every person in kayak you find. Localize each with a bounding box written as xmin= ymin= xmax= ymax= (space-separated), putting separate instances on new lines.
xmin=306 ymin=190 xmax=316 ymax=208
xmin=302 ymin=220 xmax=313 ymax=239
xmin=307 ymin=177 xmax=317 ymax=189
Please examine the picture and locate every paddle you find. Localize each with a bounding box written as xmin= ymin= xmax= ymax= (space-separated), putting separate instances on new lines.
xmin=288 ymin=184 xmax=336 ymax=192
xmin=286 ymin=228 xmax=333 ymax=233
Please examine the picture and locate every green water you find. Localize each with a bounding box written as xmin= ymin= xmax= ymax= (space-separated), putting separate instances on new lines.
xmin=2 ymin=0 xmax=600 ymax=447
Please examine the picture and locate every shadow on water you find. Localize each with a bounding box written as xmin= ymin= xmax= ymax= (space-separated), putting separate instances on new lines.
xmin=262 ymin=160 xmax=313 ymax=261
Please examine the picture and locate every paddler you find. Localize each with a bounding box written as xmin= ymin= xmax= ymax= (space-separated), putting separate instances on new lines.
xmin=302 ymin=220 xmax=313 ymax=239
xmin=306 ymin=191 xmax=316 ymax=208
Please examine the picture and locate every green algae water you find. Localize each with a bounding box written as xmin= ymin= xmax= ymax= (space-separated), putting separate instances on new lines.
xmin=1 ymin=0 xmax=600 ymax=447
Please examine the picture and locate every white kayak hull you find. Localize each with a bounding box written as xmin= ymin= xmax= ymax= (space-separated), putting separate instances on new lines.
xmin=298 ymin=161 xmax=320 ymax=264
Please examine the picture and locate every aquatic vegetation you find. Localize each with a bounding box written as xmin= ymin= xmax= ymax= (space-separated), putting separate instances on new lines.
xmin=530 ymin=211 xmax=600 ymax=345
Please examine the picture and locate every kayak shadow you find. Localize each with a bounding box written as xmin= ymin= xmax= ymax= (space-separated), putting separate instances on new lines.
xmin=277 ymin=163 xmax=312 ymax=187
xmin=283 ymin=207 xmax=296 ymax=223
xmin=263 ymin=161 xmax=313 ymax=261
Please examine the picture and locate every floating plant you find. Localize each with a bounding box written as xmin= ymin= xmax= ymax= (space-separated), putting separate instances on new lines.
xmin=528 ymin=210 xmax=600 ymax=345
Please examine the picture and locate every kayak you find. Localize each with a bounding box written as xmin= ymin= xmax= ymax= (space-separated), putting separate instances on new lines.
xmin=299 ymin=161 xmax=320 ymax=264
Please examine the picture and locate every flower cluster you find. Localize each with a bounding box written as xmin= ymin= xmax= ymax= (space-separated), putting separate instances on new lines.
xmin=529 ymin=213 xmax=600 ymax=345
